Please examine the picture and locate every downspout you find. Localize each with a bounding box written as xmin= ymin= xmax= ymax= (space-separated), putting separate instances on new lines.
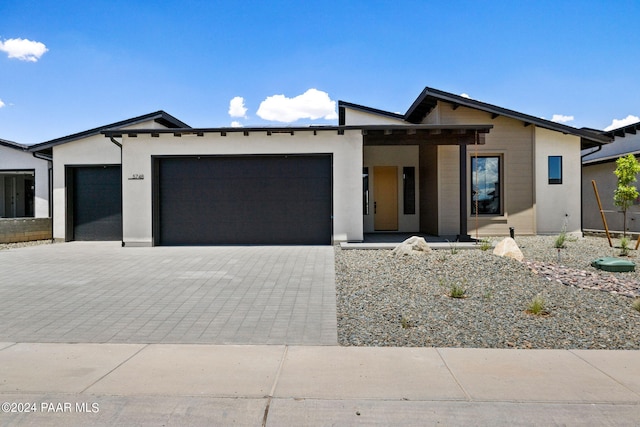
xmin=32 ymin=151 xmax=54 ymax=233
xmin=109 ymin=136 xmax=124 ymax=247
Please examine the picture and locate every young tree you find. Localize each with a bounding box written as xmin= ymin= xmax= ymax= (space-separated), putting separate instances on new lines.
xmin=613 ymin=154 xmax=640 ymax=238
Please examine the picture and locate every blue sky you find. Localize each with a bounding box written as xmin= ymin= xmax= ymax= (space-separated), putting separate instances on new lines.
xmin=1 ymin=0 xmax=638 ymax=145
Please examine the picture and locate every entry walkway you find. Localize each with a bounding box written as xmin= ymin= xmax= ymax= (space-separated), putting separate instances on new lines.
xmin=0 ymin=343 xmax=638 ymax=426
xmin=0 ymin=243 xmax=337 ymax=345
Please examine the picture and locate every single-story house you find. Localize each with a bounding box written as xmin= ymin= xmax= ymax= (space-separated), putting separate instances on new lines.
xmin=582 ymin=120 xmax=640 ymax=234
xmin=31 ymin=86 xmax=611 ymax=246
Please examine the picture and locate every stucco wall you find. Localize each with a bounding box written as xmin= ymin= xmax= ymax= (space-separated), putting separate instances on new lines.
xmin=342 ymin=108 xmax=406 ymax=125
xmin=120 ymin=129 xmax=364 ymax=246
xmin=0 ymin=146 xmax=50 ymax=218
xmin=535 ymin=127 xmax=581 ymax=234
xmin=50 ymin=118 xmax=168 ymax=241
xmin=51 ymin=134 xmax=121 ymax=240
xmin=363 ymin=145 xmax=420 ymax=232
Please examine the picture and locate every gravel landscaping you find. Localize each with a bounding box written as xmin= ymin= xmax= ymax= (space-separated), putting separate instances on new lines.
xmin=0 ymin=240 xmax=53 ymax=251
xmin=336 ymin=235 xmax=640 ymax=349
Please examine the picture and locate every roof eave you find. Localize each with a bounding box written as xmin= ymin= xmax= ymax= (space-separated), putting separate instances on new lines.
xmin=405 ymin=87 xmax=612 ymax=147
xmin=29 ymin=111 xmax=190 ymax=152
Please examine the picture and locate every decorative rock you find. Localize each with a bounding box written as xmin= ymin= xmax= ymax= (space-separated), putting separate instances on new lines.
xmin=391 ymin=236 xmax=432 ymax=257
xmin=493 ymin=237 xmax=524 ymax=262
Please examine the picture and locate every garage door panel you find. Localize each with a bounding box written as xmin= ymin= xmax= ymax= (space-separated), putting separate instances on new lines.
xmin=71 ymin=166 xmax=122 ymax=241
xmin=157 ymin=155 xmax=331 ymax=245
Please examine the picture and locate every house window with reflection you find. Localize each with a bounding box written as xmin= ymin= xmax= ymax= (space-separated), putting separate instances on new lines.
xmin=471 ymin=156 xmax=501 ymax=215
xmin=548 ymin=156 xmax=562 ymax=184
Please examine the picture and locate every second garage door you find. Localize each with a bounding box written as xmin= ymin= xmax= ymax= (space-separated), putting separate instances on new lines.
xmin=67 ymin=165 xmax=122 ymax=241
xmin=155 ymin=155 xmax=332 ymax=245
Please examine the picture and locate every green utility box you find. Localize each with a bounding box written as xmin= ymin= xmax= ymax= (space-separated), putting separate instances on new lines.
xmin=591 ymin=257 xmax=636 ymax=272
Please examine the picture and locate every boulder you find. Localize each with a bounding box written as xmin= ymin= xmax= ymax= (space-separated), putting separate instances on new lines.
xmin=391 ymin=236 xmax=432 ymax=257
xmin=493 ymin=237 xmax=524 ymax=262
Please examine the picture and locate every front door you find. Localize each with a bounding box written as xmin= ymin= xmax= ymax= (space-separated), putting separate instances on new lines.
xmin=374 ymin=166 xmax=398 ymax=231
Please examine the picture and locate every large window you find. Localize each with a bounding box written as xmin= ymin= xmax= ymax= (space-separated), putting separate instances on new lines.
xmin=548 ymin=156 xmax=562 ymax=184
xmin=471 ymin=156 xmax=501 ymax=215
xmin=0 ymin=171 xmax=35 ymax=218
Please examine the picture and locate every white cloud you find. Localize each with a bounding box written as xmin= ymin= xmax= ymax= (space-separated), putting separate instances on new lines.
xmin=0 ymin=38 xmax=48 ymax=62
xmin=228 ymin=96 xmax=247 ymax=118
xmin=230 ymin=121 xmax=243 ymax=128
xmin=551 ymin=114 xmax=574 ymax=123
xmin=460 ymin=93 xmax=471 ymax=99
xmin=256 ymin=88 xmax=338 ymax=123
xmin=0 ymin=99 xmax=5 ymax=108
xmin=604 ymin=115 xmax=640 ymax=131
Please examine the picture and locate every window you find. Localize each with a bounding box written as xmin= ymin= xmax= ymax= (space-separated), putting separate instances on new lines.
xmin=471 ymin=156 xmax=501 ymax=215
xmin=363 ymin=167 xmax=369 ymax=215
xmin=0 ymin=170 xmax=35 ymax=218
xmin=548 ymin=156 xmax=562 ymax=184
xmin=403 ymin=167 xmax=416 ymax=214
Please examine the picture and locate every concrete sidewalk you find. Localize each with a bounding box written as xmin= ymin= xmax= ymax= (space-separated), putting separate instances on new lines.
xmin=1 ymin=343 xmax=638 ymax=426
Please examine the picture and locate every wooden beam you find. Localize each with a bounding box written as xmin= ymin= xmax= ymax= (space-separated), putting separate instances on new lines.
xmin=491 ymin=113 xmax=499 ymax=119
xmin=451 ymin=103 xmax=460 ymax=110
xmin=173 ymin=133 xmax=181 ymax=137
xmin=363 ymin=133 xmax=483 ymax=146
xmin=523 ymin=122 xmax=531 ymax=127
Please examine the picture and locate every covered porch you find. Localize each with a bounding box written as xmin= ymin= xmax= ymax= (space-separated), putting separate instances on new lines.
xmin=359 ymin=124 xmax=492 ymax=242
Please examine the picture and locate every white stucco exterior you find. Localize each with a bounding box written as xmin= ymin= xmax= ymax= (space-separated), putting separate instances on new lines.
xmin=534 ymin=127 xmax=582 ymax=234
xmin=0 ymin=144 xmax=50 ymax=218
xmin=119 ymin=129 xmax=364 ymax=246
xmin=50 ymin=118 xmax=166 ymax=241
xmin=51 ymin=134 xmax=121 ymax=240
xmin=342 ymin=109 xmax=406 ymax=126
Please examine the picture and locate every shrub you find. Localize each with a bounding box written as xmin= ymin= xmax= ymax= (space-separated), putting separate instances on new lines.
xmin=449 ymin=283 xmax=467 ymax=299
xmin=526 ymin=296 xmax=549 ymax=316
xmin=620 ymin=237 xmax=631 ymax=257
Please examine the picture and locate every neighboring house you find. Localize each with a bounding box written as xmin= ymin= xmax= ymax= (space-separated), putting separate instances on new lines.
xmin=582 ymin=120 xmax=640 ymax=234
xmin=0 ymin=138 xmax=50 ymax=218
xmin=31 ymin=87 xmax=610 ymax=246
xmin=0 ymin=138 xmax=51 ymax=243
xmin=28 ymin=111 xmax=189 ymax=242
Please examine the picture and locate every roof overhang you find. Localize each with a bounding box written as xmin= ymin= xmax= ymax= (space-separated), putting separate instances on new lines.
xmin=0 ymin=138 xmax=27 ymax=151
xmin=103 ymin=124 xmax=493 ymax=145
xmin=29 ymin=111 xmax=190 ymax=155
xmin=604 ymin=121 xmax=640 ymax=138
xmin=404 ymin=87 xmax=612 ymax=149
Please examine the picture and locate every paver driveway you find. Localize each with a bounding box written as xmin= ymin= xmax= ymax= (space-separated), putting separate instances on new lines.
xmin=0 ymin=243 xmax=337 ymax=345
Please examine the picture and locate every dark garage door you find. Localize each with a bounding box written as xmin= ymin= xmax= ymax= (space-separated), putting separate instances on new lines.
xmin=68 ymin=166 xmax=122 ymax=241
xmin=155 ymin=155 xmax=332 ymax=245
